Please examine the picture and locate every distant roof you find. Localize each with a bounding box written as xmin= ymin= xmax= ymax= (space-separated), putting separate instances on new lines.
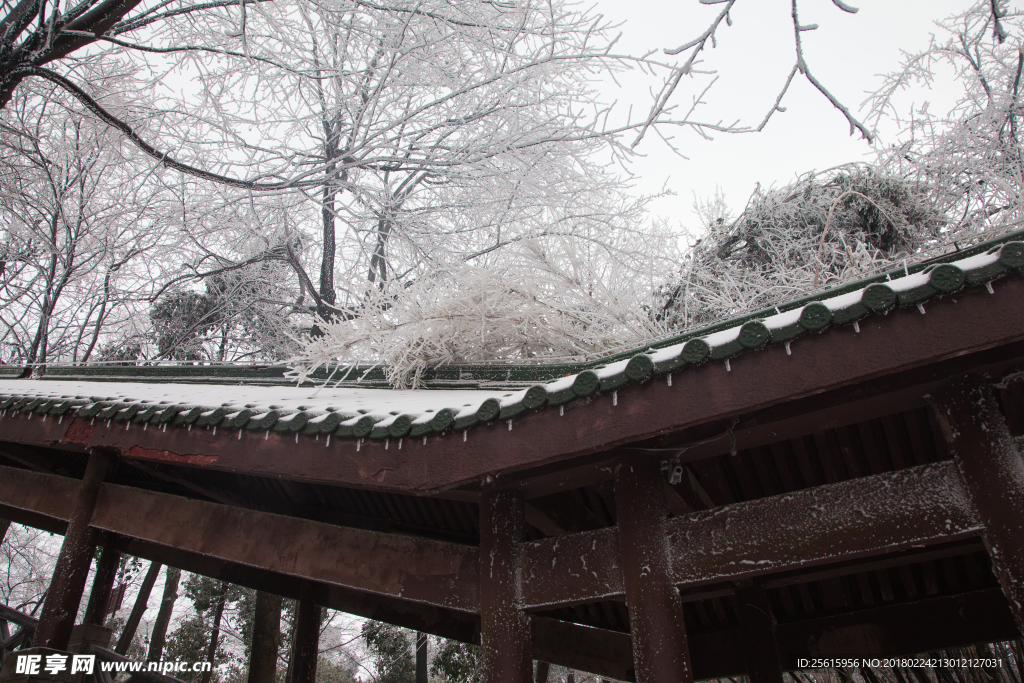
xmin=1 ymin=229 xmax=1022 ymax=443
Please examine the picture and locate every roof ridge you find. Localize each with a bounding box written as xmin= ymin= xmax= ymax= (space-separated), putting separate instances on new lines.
xmin=0 ymin=238 xmax=1021 ymax=444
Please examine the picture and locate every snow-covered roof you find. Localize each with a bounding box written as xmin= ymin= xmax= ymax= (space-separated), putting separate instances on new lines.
xmin=1 ymin=236 xmax=1022 ymax=443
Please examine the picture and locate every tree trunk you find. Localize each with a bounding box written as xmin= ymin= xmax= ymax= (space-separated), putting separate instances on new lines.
xmin=147 ymin=567 xmax=181 ymax=661
xmin=248 ymin=591 xmax=282 ymax=683
xmin=415 ymin=632 xmax=427 ymax=683
xmin=0 ymin=518 xmax=10 ymax=546
xmin=115 ymin=560 xmax=161 ymax=655
xmin=316 ymin=116 xmax=342 ymax=327
xmin=200 ymin=582 xmax=228 ymax=683
xmin=82 ymin=545 xmax=120 ymax=626
xmin=320 ymin=183 xmax=337 ymax=310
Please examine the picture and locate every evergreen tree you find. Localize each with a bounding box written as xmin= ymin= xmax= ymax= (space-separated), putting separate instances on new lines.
xmin=361 ymin=621 xmax=414 ymax=683
xmin=163 ymin=575 xmax=242 ymax=683
xmin=431 ymin=639 xmax=482 ymax=683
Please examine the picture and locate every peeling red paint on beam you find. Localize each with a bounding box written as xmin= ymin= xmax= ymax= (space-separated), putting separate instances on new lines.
xmin=520 ymin=462 xmax=981 ymax=609
xmin=126 ymin=446 xmax=218 ymax=466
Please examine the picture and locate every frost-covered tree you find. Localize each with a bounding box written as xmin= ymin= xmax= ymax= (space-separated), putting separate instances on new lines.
xmin=0 ymin=522 xmax=59 ymax=615
xmin=361 ymin=620 xmax=414 ymax=683
xmin=291 ymin=229 xmax=681 ymax=388
xmin=3 ymin=0 xmax=733 ymax=357
xmin=431 ymin=638 xmax=481 ymax=683
xmin=157 ymin=0 xmax=690 ymax=325
xmin=164 ymin=575 xmax=242 ymax=683
xmin=633 ymin=0 xmax=1014 ymax=150
xmin=0 ymin=77 xmax=168 ymax=369
xmin=652 ymin=166 xmax=945 ymax=330
xmin=867 ymin=1 xmax=1024 ymax=237
xmin=650 ymin=0 xmax=1024 ymax=335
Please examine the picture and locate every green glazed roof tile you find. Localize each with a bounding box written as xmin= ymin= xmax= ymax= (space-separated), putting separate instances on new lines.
xmin=0 ymin=236 xmax=1021 ymax=446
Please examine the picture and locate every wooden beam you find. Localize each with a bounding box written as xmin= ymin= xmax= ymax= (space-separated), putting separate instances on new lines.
xmin=776 ymin=588 xmax=1019 ymax=663
xmin=35 ymin=448 xmax=115 ymax=650
xmin=529 ymin=618 xmax=637 ymax=682
xmin=654 ymin=340 xmax=1024 ymax=461
xmin=997 ymin=372 xmax=1024 ymax=436
xmin=535 ymin=587 xmax=1020 ymax=682
xmin=3 ymin=493 xmax=1016 ymax=683
xmin=521 ymin=461 xmax=981 ymax=609
xmin=0 ymin=466 xmax=481 ymax=614
xmin=930 ymin=380 xmax=1024 ymax=635
xmin=735 ymin=582 xmax=783 ymax=683
xmin=0 ymin=459 xmax=985 ymax=618
xmin=524 ymin=503 xmax=564 ymax=536
xmin=479 ymin=491 xmax=532 ymax=683
xmin=616 ymin=456 xmax=692 ymax=683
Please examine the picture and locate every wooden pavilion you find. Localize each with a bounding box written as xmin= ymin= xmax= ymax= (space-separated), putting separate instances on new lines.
xmin=0 ymin=231 xmax=1023 ymax=683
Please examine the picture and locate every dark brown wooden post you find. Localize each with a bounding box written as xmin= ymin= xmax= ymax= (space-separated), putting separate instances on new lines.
xmin=616 ymin=456 xmax=693 ymax=683
xmin=931 ymin=380 xmax=1024 ymax=634
xmin=289 ymin=588 xmax=320 ymax=683
xmin=479 ymin=490 xmax=532 ymax=683
xmin=148 ymin=566 xmax=181 ymax=661
xmin=35 ymin=448 xmax=115 ymax=650
xmin=735 ymin=581 xmax=784 ymax=683
xmin=248 ymin=591 xmax=282 ymax=683
xmin=82 ymin=545 xmax=120 ymax=626
xmin=415 ymin=631 xmax=428 ymax=683
xmin=534 ymin=661 xmax=550 ymax=683
xmin=115 ymin=560 xmax=161 ymax=654
xmin=0 ymin=517 xmax=10 ymax=546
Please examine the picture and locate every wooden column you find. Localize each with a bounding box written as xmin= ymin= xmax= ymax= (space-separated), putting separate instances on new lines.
xmin=931 ymin=380 xmax=1024 ymax=634
xmin=290 ymin=588 xmax=320 ymax=683
xmin=34 ymin=448 xmax=115 ymax=650
xmin=616 ymin=456 xmax=693 ymax=683
xmin=480 ymin=490 xmax=532 ymax=683
xmin=534 ymin=661 xmax=550 ymax=683
xmin=415 ymin=631 xmax=428 ymax=683
xmin=0 ymin=517 xmax=10 ymax=546
xmin=248 ymin=591 xmax=282 ymax=683
xmin=735 ymin=582 xmax=784 ymax=683
xmin=82 ymin=545 xmax=120 ymax=626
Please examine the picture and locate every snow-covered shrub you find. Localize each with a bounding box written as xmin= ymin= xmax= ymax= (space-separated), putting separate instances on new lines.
xmin=289 ymin=237 xmax=678 ymax=388
xmin=651 ymin=166 xmax=946 ymax=331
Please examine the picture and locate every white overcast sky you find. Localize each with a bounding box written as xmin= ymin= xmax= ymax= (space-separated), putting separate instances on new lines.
xmin=592 ymin=0 xmax=974 ymax=229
